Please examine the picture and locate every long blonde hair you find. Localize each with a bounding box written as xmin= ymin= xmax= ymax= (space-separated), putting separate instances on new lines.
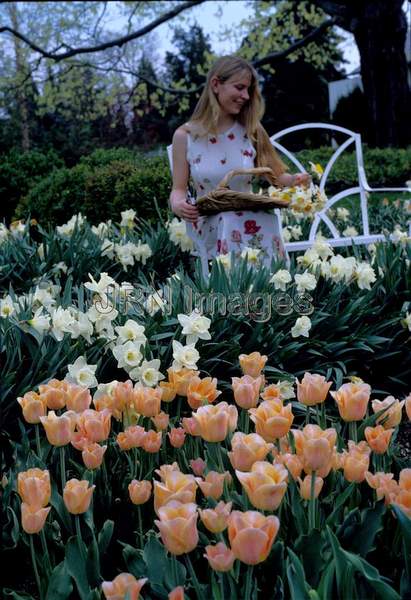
xmin=188 ymin=55 xmax=287 ymax=184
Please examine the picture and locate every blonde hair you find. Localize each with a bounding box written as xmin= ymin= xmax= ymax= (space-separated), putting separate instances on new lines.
xmin=188 ymin=55 xmax=287 ymax=184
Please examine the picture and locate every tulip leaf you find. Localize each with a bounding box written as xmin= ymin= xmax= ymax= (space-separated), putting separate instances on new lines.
xmin=50 ymin=484 xmax=72 ymax=533
xmin=86 ymin=536 xmax=101 ymax=589
xmin=295 ymin=530 xmax=324 ymax=587
xmin=286 ymin=549 xmax=311 ymax=600
xmin=45 ymin=561 xmax=73 ymax=600
xmin=143 ymin=536 xmax=169 ymax=585
xmin=325 ymin=482 xmax=356 ymax=525
xmin=98 ymin=519 xmax=114 ymax=555
xmin=348 ymin=501 xmax=386 ymax=557
xmin=391 ymin=505 xmax=411 ymax=597
xmin=3 ymin=591 xmax=35 ymax=599
xmin=121 ymin=543 xmax=147 ymax=578
xmin=65 ymin=536 xmax=90 ymax=600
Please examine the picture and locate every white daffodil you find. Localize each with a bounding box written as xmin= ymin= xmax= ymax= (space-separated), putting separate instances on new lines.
xmin=391 ymin=228 xmax=409 ymax=244
xmin=0 ymin=223 xmax=9 ymax=244
xmin=241 ymin=247 xmax=261 ymax=264
xmin=92 ymin=221 xmax=111 ymax=238
xmin=115 ymin=319 xmax=147 ymax=345
xmin=87 ymin=305 xmax=118 ymax=338
xmin=0 ymin=295 xmax=15 ymax=318
xmin=93 ymin=380 xmax=119 ymax=403
xmin=282 ymin=228 xmax=292 ymax=243
xmin=28 ymin=308 xmax=51 ymax=334
xmin=84 ymin=272 xmax=116 ymax=297
xmin=167 ymin=218 xmax=194 ymax=252
xmin=296 ymin=248 xmax=321 ymax=269
xmin=101 ymin=238 xmax=115 ymax=259
xmin=294 ymin=272 xmax=317 ymax=293
xmin=10 ymin=220 xmax=26 ymax=237
xmin=269 ymin=269 xmax=292 ymax=291
xmin=309 ymin=161 xmax=324 ymax=180
xmin=313 ymin=239 xmax=334 ymax=260
xmin=276 ymin=379 xmax=296 ymax=400
xmin=172 ymin=340 xmax=200 ymax=371
xmin=112 ymin=341 xmax=143 ymax=370
xmin=33 ymin=286 xmax=56 ymax=309
xmin=291 ymin=315 xmax=312 ymax=338
xmin=37 ymin=243 xmax=45 ymax=261
xmin=56 ymin=213 xmax=85 ymax=238
xmin=342 ymin=226 xmax=359 ymax=238
xmin=327 ymin=255 xmax=356 ymax=283
xmin=145 ymin=290 xmax=167 ymax=316
xmin=120 ymin=209 xmax=136 ymax=229
xmin=50 ymin=306 xmax=76 ymax=341
xmin=66 ymin=356 xmax=98 ymax=388
xmin=355 ymin=262 xmax=377 ymax=290
xmin=215 ymin=254 xmax=231 ymax=270
xmin=178 ymin=310 xmax=211 ymax=345
xmin=402 ymin=312 xmax=411 ymax=332
xmin=115 ymin=242 xmax=136 ymax=271
xmin=52 ymin=262 xmax=68 ymax=274
xmin=67 ymin=309 xmax=94 ymax=344
xmin=133 ymin=242 xmax=152 ymax=265
xmin=290 ymin=225 xmax=303 ymax=240
xmin=336 ymin=207 xmax=350 ymax=222
xmin=129 ymin=359 xmax=165 ymax=386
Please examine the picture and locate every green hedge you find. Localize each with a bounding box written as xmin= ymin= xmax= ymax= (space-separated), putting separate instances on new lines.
xmin=0 ymin=148 xmax=63 ymax=222
xmin=14 ymin=145 xmax=411 ymax=225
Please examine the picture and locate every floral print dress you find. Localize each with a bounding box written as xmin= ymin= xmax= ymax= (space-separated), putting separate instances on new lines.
xmin=186 ymin=120 xmax=287 ymax=266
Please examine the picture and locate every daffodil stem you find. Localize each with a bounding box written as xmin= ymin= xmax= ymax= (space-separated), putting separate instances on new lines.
xmin=60 ymin=446 xmax=66 ymax=490
xmin=185 ymin=554 xmax=205 ymax=600
xmin=30 ymin=535 xmax=43 ymax=600
xmin=35 ymin=424 xmax=42 ymax=459
xmin=244 ymin=565 xmax=254 ymax=600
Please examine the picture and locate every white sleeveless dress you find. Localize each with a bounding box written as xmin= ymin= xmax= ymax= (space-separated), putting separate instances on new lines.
xmin=186 ymin=121 xmax=287 ymax=267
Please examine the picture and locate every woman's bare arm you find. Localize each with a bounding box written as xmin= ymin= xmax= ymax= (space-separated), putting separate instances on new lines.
xmin=169 ymin=127 xmax=199 ymax=223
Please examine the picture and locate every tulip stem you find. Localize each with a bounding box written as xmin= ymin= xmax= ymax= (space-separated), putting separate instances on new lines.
xmin=35 ymin=424 xmax=42 ymax=459
xmin=75 ymin=515 xmax=86 ymax=562
xmin=349 ymin=422 xmax=357 ymax=443
xmin=40 ymin=529 xmax=52 ymax=575
xmin=244 ymin=565 xmax=254 ymax=600
xmin=137 ymin=506 xmax=144 ymax=549
xmin=185 ymin=554 xmax=205 ymax=600
xmin=30 ymin=535 xmax=43 ymax=600
xmin=309 ymin=471 xmax=317 ymax=530
xmin=60 ymin=446 xmax=66 ymax=490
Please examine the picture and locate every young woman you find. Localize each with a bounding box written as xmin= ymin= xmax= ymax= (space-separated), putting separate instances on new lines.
xmin=169 ymin=55 xmax=310 ymax=265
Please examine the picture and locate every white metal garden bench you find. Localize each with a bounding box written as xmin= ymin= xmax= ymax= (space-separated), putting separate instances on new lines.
xmin=167 ymin=123 xmax=410 ymax=276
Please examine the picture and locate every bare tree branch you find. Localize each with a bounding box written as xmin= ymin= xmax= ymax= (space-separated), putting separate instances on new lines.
xmin=0 ymin=0 xmax=205 ymax=61
xmin=253 ymin=16 xmax=338 ymax=67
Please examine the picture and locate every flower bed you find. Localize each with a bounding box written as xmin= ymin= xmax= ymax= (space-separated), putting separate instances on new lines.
xmin=1 ymin=206 xmax=410 ymax=599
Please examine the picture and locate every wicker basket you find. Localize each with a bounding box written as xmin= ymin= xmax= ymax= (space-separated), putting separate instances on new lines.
xmin=196 ymin=167 xmax=290 ymax=215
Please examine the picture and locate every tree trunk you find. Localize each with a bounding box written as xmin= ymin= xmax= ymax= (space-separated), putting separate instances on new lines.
xmin=8 ymin=3 xmax=31 ymax=150
xmin=352 ymin=0 xmax=410 ymax=147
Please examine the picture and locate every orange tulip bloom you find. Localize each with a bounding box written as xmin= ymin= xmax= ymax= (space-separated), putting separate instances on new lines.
xmin=330 ymin=382 xmax=371 ymax=422
xmin=342 ymin=441 xmax=371 ymax=483
xmin=168 ymin=427 xmax=186 ymax=448
xmin=65 ymin=384 xmax=92 ymax=413
xmin=112 ymin=380 xmax=134 ymax=414
xmin=399 ymin=468 xmax=411 ymax=491
xmin=63 ymin=479 xmax=95 ymax=514
xmin=405 ymin=394 xmax=411 ymax=421
xmin=391 ymin=490 xmax=411 ymax=518
xmin=82 ymin=443 xmax=107 ymax=470
xmin=102 ymin=573 xmax=147 ymax=600
xmin=189 ymin=458 xmax=206 ymax=477
xmin=155 ymin=462 xmax=180 ymax=480
xmin=199 ymin=501 xmax=232 ymax=533
xmin=249 ymin=400 xmax=294 ymax=441
xmin=191 ymin=402 xmax=238 ymax=442
xmin=21 ymin=503 xmax=51 ymax=534
xmin=365 ymin=471 xmax=399 ymax=502
xmin=128 ymin=480 xmax=152 ymax=505
xmin=133 ymin=384 xmax=162 ymax=418
xmin=17 ymin=391 xmax=47 ymax=424
xmin=154 ymin=471 xmax=197 ymax=515
xmin=151 ymin=411 xmax=170 ymax=431
xmin=292 ymin=424 xmax=336 ymax=477
xmin=372 ymin=396 xmax=404 ymax=429
xmin=142 ymin=430 xmax=162 ymax=453
xmin=228 ymin=432 xmax=273 ymax=472
xmin=260 ymin=384 xmax=282 ymax=402
xmin=187 ymin=376 xmax=221 ymax=410
xmin=239 ymin=352 xmax=267 ymax=378
xmin=236 ymin=461 xmax=288 ymax=511
xmin=298 ymin=474 xmax=324 ymax=500
xmin=204 ymin=542 xmax=235 ymax=572
xmin=154 ymin=501 xmax=199 ymax=555
xmin=40 ymin=410 xmax=77 ymax=446
xmin=17 ymin=468 xmax=51 ymax=507
xmin=168 ymin=586 xmax=185 ymax=600
xmin=167 ymin=367 xmax=199 ymax=396
xmin=296 ymin=373 xmax=332 ymax=406
xmin=159 ymin=381 xmax=177 ymax=403
xmin=364 ymin=425 xmax=394 ymax=454
xmin=196 ymin=471 xmax=231 ymax=500
xmin=76 ymin=409 xmax=111 ymax=443
xmin=276 ymin=453 xmax=303 ymax=480
xmin=117 ymin=425 xmax=146 ymax=451
xmin=228 ymin=510 xmax=280 ymax=565
xmin=39 ymin=379 xmax=69 ymax=410
xmin=231 ymin=375 xmax=263 ymax=409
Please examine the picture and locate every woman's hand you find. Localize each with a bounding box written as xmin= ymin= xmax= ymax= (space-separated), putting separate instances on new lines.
xmin=171 ymin=196 xmax=200 ymax=223
xmin=292 ymin=173 xmax=312 ymax=187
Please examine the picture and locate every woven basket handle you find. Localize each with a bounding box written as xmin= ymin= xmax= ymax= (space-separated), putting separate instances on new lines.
xmin=217 ymin=167 xmax=273 ymax=189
